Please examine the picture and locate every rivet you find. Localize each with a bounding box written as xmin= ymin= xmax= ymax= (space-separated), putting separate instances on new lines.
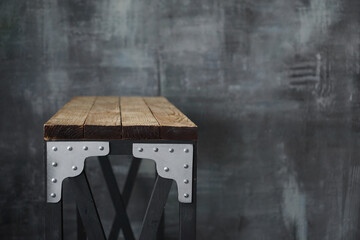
xmin=72 ymin=166 xmax=78 ymax=171
xmin=83 ymin=146 xmax=88 ymax=151
xmin=138 ymin=147 xmax=143 ymax=152
xmin=169 ymin=148 xmax=174 ymax=153
xmin=164 ymin=167 xmax=169 ymax=172
xmin=153 ymin=147 xmax=159 ymax=152
xmin=52 ymin=162 xmax=57 ymax=167
xmin=50 ymin=193 xmax=56 ymax=198
xmin=52 ymin=146 xmax=57 ymax=151
xmin=51 ymin=178 xmax=57 ymax=183
xmin=99 ymin=146 xmax=104 ymax=151
xmin=184 ymin=179 xmax=189 ymax=184
xmin=67 ymin=146 xmax=73 ymax=151
xmin=184 ymin=193 xmax=189 ymax=198
xmin=184 ymin=148 xmax=189 ymax=153
xmin=184 ymin=164 xmax=189 ymax=169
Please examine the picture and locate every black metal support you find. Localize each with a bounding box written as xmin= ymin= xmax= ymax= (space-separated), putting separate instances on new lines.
xmin=157 ymin=214 xmax=165 ymax=240
xmin=69 ymin=172 xmax=106 ymax=240
xmin=107 ymin=157 xmax=141 ymax=240
xmin=77 ymin=206 xmax=86 ymax=240
xmin=139 ymin=176 xmax=173 ymax=240
xmin=179 ymin=202 xmax=196 ymax=240
xmin=155 ymin=171 xmax=165 ymax=240
xmin=98 ymin=156 xmax=135 ymax=240
xmin=45 ymin=201 xmax=63 ymax=240
xmin=123 ymin=157 xmax=142 ymax=205
xmin=45 ymin=140 xmax=197 ymax=240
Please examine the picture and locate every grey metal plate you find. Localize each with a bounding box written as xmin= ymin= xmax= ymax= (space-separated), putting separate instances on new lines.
xmin=46 ymin=141 xmax=109 ymax=203
xmin=133 ymin=143 xmax=193 ymax=203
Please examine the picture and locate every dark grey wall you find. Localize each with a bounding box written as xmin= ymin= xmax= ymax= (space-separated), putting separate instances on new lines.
xmin=1 ymin=0 xmax=360 ymax=239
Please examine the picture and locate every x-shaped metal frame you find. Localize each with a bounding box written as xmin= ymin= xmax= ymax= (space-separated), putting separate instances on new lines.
xmin=45 ymin=140 xmax=197 ymax=240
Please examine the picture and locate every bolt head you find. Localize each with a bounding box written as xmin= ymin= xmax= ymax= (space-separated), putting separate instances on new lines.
xmin=83 ymin=146 xmax=88 ymax=151
xmin=184 ymin=164 xmax=189 ymax=169
xmin=184 ymin=179 xmax=189 ymax=184
xmin=153 ymin=147 xmax=159 ymax=152
xmin=50 ymin=193 xmax=56 ymax=198
xmin=169 ymin=148 xmax=174 ymax=153
xmin=67 ymin=146 xmax=73 ymax=151
xmin=164 ymin=167 xmax=169 ymax=172
xmin=72 ymin=166 xmax=78 ymax=171
xmin=138 ymin=147 xmax=143 ymax=152
xmin=184 ymin=193 xmax=189 ymax=198
xmin=52 ymin=146 xmax=57 ymax=151
xmin=51 ymin=178 xmax=57 ymax=183
xmin=184 ymin=148 xmax=189 ymax=153
xmin=52 ymin=162 xmax=57 ymax=167
xmin=99 ymin=146 xmax=104 ymax=151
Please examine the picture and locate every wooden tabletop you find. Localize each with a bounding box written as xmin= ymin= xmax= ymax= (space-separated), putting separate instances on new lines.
xmin=44 ymin=97 xmax=197 ymax=140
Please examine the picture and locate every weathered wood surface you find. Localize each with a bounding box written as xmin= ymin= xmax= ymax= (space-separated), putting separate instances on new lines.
xmin=144 ymin=97 xmax=197 ymax=140
xmin=84 ymin=96 xmax=121 ymax=139
xmin=120 ymin=97 xmax=160 ymax=139
xmin=44 ymin=96 xmax=197 ymax=140
xmin=44 ymin=96 xmax=96 ymax=139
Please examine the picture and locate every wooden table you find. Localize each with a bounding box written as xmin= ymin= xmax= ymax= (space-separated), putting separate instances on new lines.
xmin=44 ymin=96 xmax=198 ymax=240
xmin=44 ymin=96 xmax=197 ymax=140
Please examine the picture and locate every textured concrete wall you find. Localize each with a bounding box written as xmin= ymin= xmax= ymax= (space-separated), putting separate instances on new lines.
xmin=1 ymin=0 xmax=360 ymax=239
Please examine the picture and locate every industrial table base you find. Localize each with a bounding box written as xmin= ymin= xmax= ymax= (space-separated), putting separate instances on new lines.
xmin=44 ymin=97 xmax=198 ymax=240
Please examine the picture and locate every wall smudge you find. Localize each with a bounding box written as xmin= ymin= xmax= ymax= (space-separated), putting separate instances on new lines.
xmin=0 ymin=0 xmax=360 ymax=239
xmin=282 ymin=175 xmax=307 ymax=240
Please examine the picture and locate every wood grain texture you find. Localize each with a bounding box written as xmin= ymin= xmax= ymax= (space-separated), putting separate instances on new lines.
xmin=84 ymin=96 xmax=121 ymax=139
xmin=44 ymin=96 xmax=96 ymax=140
xmin=120 ymin=97 xmax=160 ymax=139
xmin=144 ymin=97 xmax=198 ymax=140
xmin=44 ymin=96 xmax=197 ymax=140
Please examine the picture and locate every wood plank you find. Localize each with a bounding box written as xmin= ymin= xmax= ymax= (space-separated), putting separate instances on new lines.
xmin=120 ymin=97 xmax=160 ymax=139
xmin=44 ymin=96 xmax=96 ymax=140
xmin=143 ymin=97 xmax=197 ymax=140
xmin=84 ymin=96 xmax=121 ymax=139
xmin=44 ymin=96 xmax=197 ymax=140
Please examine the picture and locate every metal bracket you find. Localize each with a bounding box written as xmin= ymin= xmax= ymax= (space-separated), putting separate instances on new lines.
xmin=133 ymin=143 xmax=194 ymax=203
xmin=46 ymin=141 xmax=110 ymax=203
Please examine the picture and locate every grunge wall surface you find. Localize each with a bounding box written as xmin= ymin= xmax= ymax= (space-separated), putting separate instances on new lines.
xmin=1 ymin=0 xmax=360 ymax=239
